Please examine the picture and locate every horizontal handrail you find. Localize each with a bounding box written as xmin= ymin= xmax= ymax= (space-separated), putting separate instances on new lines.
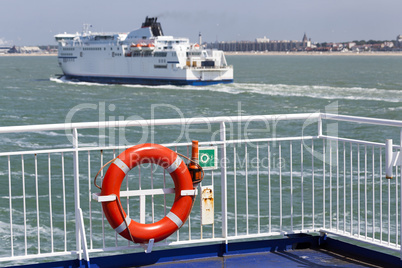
xmin=323 ymin=113 xmax=402 ymax=128
xmin=1 ymin=113 xmax=401 ymax=135
xmin=0 ymin=113 xmax=319 ymax=134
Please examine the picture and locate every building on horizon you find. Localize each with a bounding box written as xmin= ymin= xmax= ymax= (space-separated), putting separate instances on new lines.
xmin=207 ymin=33 xmax=312 ymax=52
xmin=396 ymin=34 xmax=402 ymax=49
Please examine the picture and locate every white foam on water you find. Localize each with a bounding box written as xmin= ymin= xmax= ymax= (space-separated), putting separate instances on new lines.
xmin=50 ymin=77 xmax=400 ymax=103
xmin=50 ymin=76 xmax=110 ymax=87
xmin=205 ymin=83 xmax=402 ymax=103
xmin=121 ymin=82 xmax=402 ymax=103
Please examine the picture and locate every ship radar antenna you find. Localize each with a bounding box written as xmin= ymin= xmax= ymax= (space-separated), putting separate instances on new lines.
xmin=199 ymin=32 xmax=202 ymax=46
xmin=82 ymin=23 xmax=92 ymax=35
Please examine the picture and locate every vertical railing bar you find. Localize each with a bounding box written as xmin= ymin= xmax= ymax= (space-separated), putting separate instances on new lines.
xmin=358 ymin=144 xmax=360 ymax=238
xmin=279 ymin=141 xmax=282 ymax=232
xmin=220 ymin=122 xmax=228 ymax=241
xmin=257 ymin=143 xmax=260 ymax=234
xmin=323 ymin=139 xmax=326 ymax=228
xmin=388 ymin=155 xmax=391 ymax=245
xmin=48 ymin=153 xmax=54 ymax=252
xmin=290 ymin=142 xmax=293 ymax=232
xmin=380 ymin=147 xmax=383 ymax=243
xmin=87 ymin=151 xmax=92 ymax=250
xmin=329 ymin=140 xmax=332 ymax=230
xmin=245 ymin=143 xmax=249 ymax=235
xmin=72 ymin=128 xmax=83 ymax=260
xmin=336 ymin=140 xmax=339 ymax=232
xmin=234 ymin=146 xmax=237 ymax=236
xmin=372 ymin=145 xmax=375 ymax=241
xmin=34 ymin=154 xmax=40 ymax=254
xmin=400 ymin=129 xmax=402 ymax=259
xmin=8 ymin=156 xmax=14 ymax=257
xmin=200 ymin=180 xmax=203 ymax=240
xmin=63 ymin=152 xmax=67 ymax=252
xmin=174 ymin=146 xmax=179 ymax=242
xmin=163 ymin=164 xmax=167 ymax=252
xmin=163 ymin=169 xmax=168 ymax=243
xmin=100 ymin=150 xmax=105 ymax=249
xmin=112 ymin=149 xmax=120 ymax=246
xmin=163 ymin=169 xmax=166 ymax=216
xmin=301 ymin=140 xmax=304 ymax=231
xmin=343 ymin=141 xmax=346 ymax=233
xmin=151 ymin=163 xmax=155 ymax=224
xmin=365 ymin=145 xmax=368 ymax=239
xmin=199 ymin=179 xmax=203 ymax=240
xmin=268 ymin=142 xmax=271 ymax=233
xmin=163 ymin=153 xmax=167 ymax=242
xmin=114 ymin=153 xmax=119 ymax=247
xmin=312 ymin=140 xmax=315 ymax=230
xmin=139 ymin=165 xmax=141 ymax=191
xmin=21 ymin=155 xmax=27 ymax=255
xmin=120 ymin=151 xmax=128 ymax=239
xmin=396 ymin=165 xmax=399 ymax=247
xmin=350 ymin=142 xmax=353 ymax=236
xmin=186 ymin=146 xmax=191 ymax=240
xmin=212 ymin=169 xmax=215 ymax=239
xmin=188 ymin=203 xmax=191 ymax=241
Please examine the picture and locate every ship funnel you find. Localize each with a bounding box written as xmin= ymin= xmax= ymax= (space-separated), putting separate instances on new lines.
xmin=142 ymin=16 xmax=164 ymax=37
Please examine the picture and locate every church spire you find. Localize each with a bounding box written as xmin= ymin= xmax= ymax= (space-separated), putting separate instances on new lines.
xmin=302 ymin=32 xmax=308 ymax=43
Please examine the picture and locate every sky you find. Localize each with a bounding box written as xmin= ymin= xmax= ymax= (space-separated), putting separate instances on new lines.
xmin=0 ymin=0 xmax=401 ymax=46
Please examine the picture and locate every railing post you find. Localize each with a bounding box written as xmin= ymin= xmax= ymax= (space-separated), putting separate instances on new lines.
xmin=386 ymin=139 xmax=393 ymax=179
xmin=400 ymin=129 xmax=402 ymax=261
xmin=220 ymin=122 xmax=228 ymax=240
xmin=72 ymin=128 xmax=82 ymax=260
xmin=318 ymin=113 xmax=323 ymax=137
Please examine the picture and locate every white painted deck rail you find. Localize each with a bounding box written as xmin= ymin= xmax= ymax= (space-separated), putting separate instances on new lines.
xmin=0 ymin=113 xmax=401 ymax=265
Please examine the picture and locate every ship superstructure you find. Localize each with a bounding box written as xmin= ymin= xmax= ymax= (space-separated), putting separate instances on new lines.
xmin=55 ymin=17 xmax=233 ymax=85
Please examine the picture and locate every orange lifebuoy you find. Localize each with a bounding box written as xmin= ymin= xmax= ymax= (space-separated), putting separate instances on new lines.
xmin=101 ymin=143 xmax=194 ymax=244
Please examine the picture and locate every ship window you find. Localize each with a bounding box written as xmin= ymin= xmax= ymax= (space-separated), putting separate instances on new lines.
xmin=154 ymin=52 xmax=167 ymax=57
xmin=154 ymin=64 xmax=167 ymax=69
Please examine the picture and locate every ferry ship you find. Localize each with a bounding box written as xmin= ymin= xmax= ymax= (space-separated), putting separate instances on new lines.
xmin=54 ymin=17 xmax=233 ymax=86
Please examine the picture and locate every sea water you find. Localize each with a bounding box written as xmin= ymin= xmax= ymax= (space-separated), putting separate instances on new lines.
xmin=0 ymin=55 xmax=401 ymax=262
xmin=1 ymin=55 xmax=401 ymax=127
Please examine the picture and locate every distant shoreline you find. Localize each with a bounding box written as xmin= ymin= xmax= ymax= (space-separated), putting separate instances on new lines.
xmin=0 ymin=53 xmax=57 ymax=57
xmin=224 ymin=51 xmax=402 ymax=56
xmin=1 ymin=51 xmax=402 ymax=57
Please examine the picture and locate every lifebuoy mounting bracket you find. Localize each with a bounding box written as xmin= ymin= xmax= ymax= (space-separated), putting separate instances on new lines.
xmin=141 ymin=238 xmax=154 ymax=253
xmin=92 ymin=188 xmax=198 ymax=202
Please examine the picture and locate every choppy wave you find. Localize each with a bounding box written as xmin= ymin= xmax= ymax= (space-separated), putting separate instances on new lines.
xmin=50 ymin=76 xmax=109 ymax=87
xmin=50 ymin=77 xmax=401 ymax=103
xmin=205 ymin=83 xmax=402 ymax=103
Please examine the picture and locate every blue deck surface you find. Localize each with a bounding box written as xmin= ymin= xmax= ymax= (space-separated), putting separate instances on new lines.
xmin=11 ymin=235 xmax=401 ymax=268
xmin=152 ymin=249 xmax=377 ymax=267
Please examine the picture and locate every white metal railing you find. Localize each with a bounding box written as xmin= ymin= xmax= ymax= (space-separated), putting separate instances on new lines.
xmin=0 ymin=113 xmax=401 ymax=266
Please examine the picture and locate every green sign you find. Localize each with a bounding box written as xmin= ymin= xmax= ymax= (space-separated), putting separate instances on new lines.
xmin=198 ymin=146 xmax=218 ymax=170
